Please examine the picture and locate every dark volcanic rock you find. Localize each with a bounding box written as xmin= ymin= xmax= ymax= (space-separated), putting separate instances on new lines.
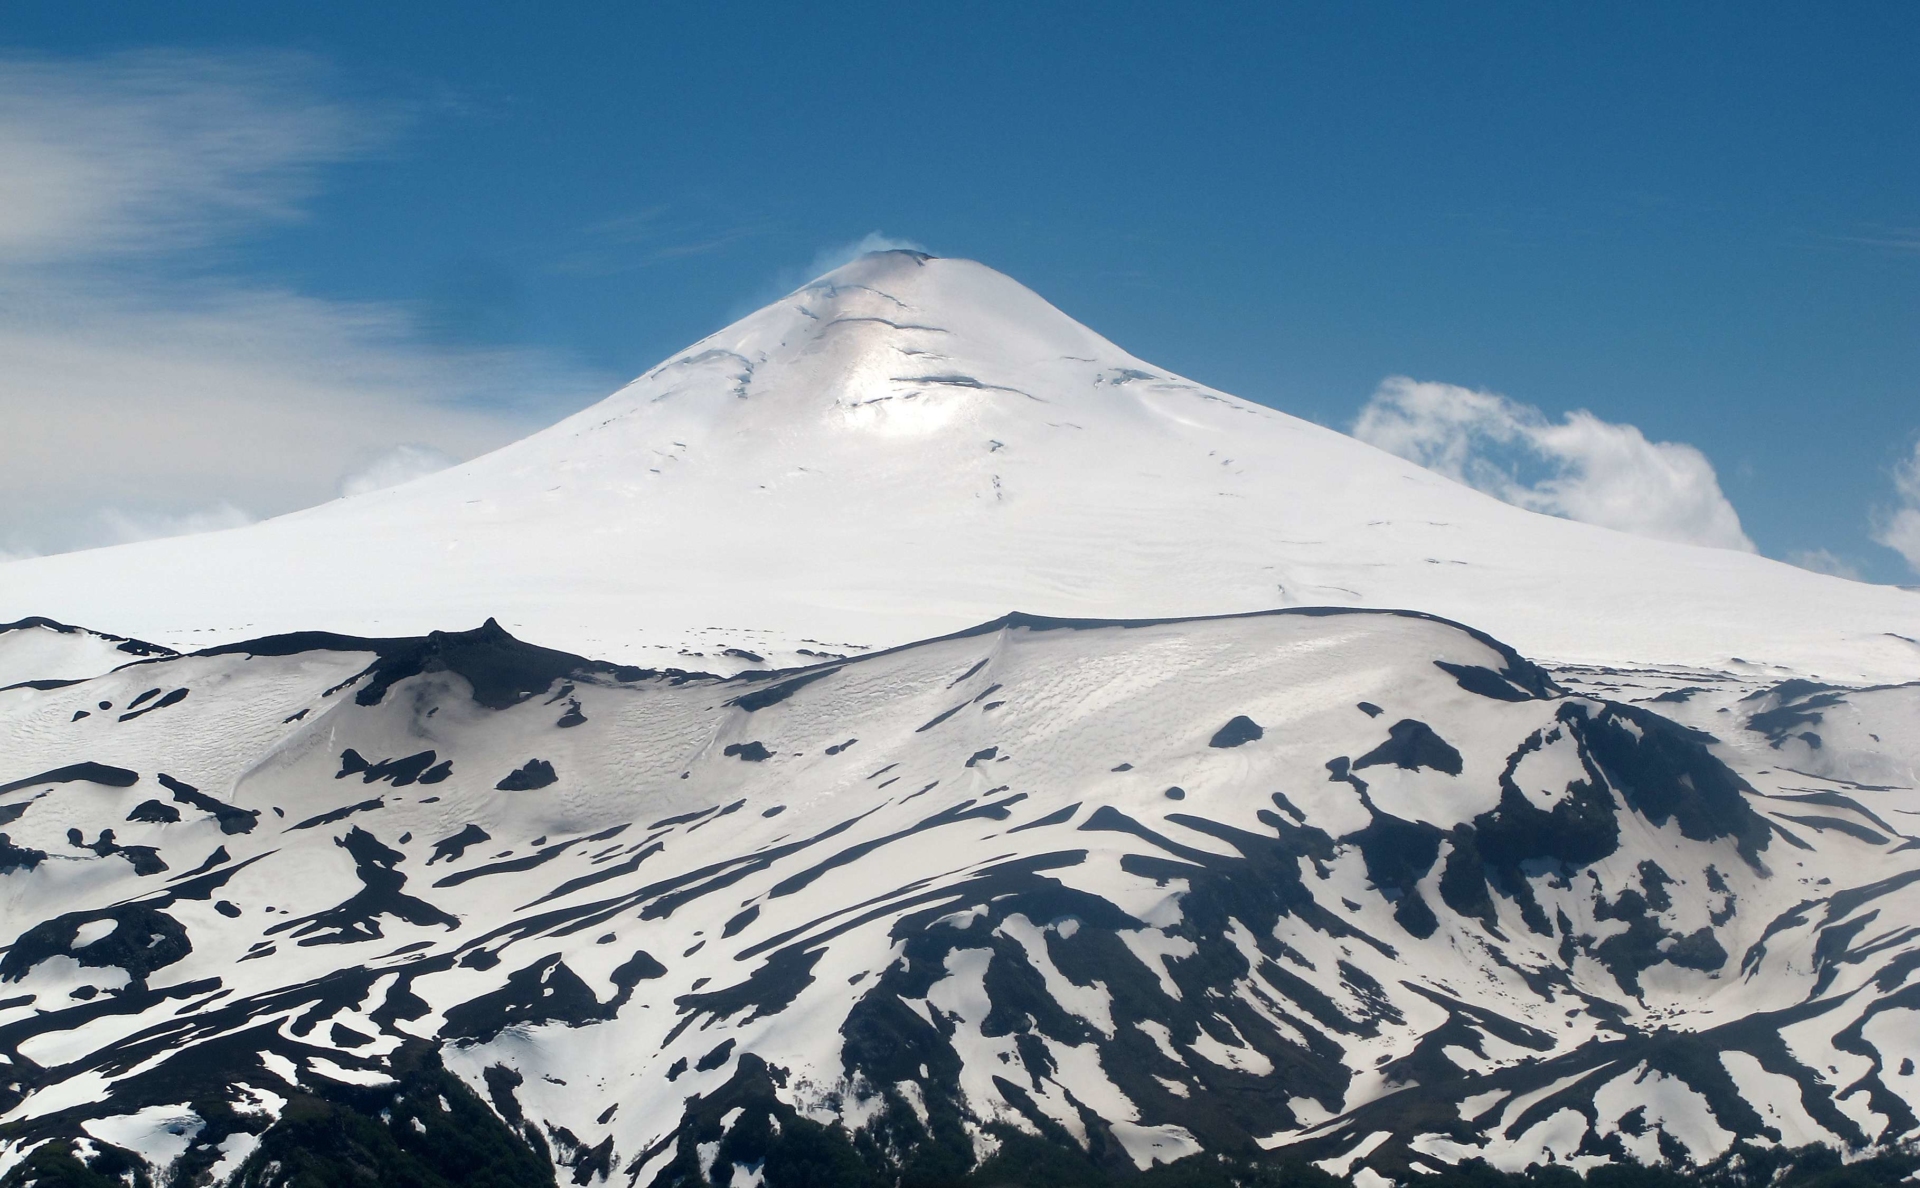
xmin=430 ymin=824 xmax=492 ymax=864
xmin=1354 ymin=718 xmax=1464 ymax=775
xmin=158 ymin=772 xmax=259 ymax=834
xmin=497 ymin=759 xmax=558 ymax=791
xmin=0 ymin=762 xmax=139 ymax=796
xmin=2 ymin=903 xmax=191 ymax=986
xmin=1208 ymin=715 xmax=1264 ymax=748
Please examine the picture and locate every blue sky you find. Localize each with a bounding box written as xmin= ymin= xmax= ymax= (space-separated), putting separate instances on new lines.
xmin=2 ymin=2 xmax=1917 ymax=580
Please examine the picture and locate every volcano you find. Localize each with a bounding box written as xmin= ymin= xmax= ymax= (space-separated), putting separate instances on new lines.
xmin=1 ymin=253 xmax=1918 ymax=1188
xmin=0 ymin=250 xmax=1913 ymax=682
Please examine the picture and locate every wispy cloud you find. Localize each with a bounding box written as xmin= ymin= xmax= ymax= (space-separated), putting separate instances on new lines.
xmin=726 ymin=231 xmax=927 ymax=320
xmin=339 ymin=444 xmax=458 ymax=498
xmin=1352 ymin=377 xmax=1755 ymax=551
xmin=0 ymin=50 xmax=382 ymax=265
xmin=1872 ymin=439 xmax=1920 ymax=577
xmin=96 ymin=502 xmax=256 ymax=545
xmin=1834 ymin=227 xmax=1920 ymax=255
xmin=550 ymin=205 xmax=776 ymax=276
xmin=0 ymin=50 xmax=611 ymax=559
xmin=804 ymin=232 xmax=926 ymax=278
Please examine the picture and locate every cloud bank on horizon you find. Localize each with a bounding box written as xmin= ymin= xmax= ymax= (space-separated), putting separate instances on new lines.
xmin=1353 ymin=377 xmax=1757 ymax=553
xmin=0 ymin=50 xmax=608 ymax=560
xmin=1876 ymin=441 xmax=1920 ymax=577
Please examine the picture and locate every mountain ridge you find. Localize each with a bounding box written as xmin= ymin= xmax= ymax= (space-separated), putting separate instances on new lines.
xmin=1 ymin=606 xmax=1917 ymax=1185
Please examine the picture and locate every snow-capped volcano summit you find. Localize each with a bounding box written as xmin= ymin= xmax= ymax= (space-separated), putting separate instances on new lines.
xmin=2 ymin=250 xmax=1914 ymax=681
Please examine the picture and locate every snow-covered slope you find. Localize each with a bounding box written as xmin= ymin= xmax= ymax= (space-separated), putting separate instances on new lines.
xmin=0 ymin=618 xmax=174 ymax=687
xmin=1 ymin=611 xmax=1917 ymax=1185
xmin=1 ymin=251 xmax=1913 ymax=683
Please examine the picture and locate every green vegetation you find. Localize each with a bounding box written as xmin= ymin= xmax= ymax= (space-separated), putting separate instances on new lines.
xmin=1 ymin=1140 xmax=153 ymax=1188
xmin=226 ymin=1043 xmax=553 ymax=1188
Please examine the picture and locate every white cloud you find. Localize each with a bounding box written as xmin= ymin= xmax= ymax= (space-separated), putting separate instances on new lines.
xmin=96 ymin=503 xmax=256 ymax=545
xmin=1872 ymin=440 xmax=1920 ymax=576
xmin=0 ymin=281 xmax=595 ymax=555
xmin=1880 ymin=512 xmax=1920 ymax=576
xmin=1352 ymin=377 xmax=1755 ymax=551
xmin=0 ymin=50 xmax=611 ymax=559
xmin=0 ymin=50 xmax=379 ymax=265
xmin=339 ymin=444 xmax=458 ymax=498
xmin=1787 ymin=549 xmax=1863 ymax=581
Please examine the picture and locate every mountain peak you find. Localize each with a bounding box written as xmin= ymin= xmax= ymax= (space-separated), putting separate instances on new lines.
xmin=0 ymin=259 xmax=1913 ymax=683
xmin=828 ymin=245 xmax=935 ymax=269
